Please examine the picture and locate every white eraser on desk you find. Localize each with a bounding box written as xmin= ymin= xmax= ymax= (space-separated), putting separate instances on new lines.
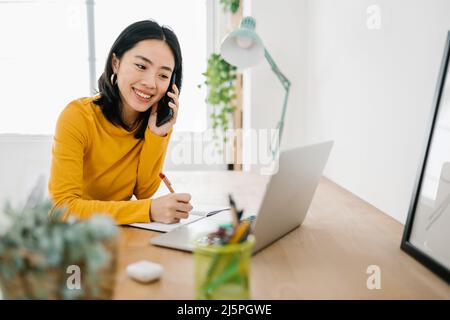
xmin=126 ymin=260 xmax=164 ymax=283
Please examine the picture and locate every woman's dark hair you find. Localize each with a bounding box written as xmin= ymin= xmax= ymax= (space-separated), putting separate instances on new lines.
xmin=94 ymin=20 xmax=183 ymax=139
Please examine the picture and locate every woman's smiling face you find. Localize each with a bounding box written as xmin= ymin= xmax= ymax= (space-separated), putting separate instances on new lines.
xmin=112 ymin=39 xmax=175 ymax=123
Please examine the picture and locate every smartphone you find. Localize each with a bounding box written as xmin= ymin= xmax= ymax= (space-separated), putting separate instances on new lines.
xmin=156 ymin=74 xmax=176 ymax=127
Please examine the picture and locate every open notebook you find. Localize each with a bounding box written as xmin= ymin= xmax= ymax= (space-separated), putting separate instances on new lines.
xmin=128 ymin=204 xmax=230 ymax=233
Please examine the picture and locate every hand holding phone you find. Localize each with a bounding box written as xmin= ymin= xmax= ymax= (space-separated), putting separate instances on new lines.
xmin=156 ymin=74 xmax=176 ymax=127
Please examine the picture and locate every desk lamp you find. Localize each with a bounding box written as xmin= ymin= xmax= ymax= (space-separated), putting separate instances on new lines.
xmin=220 ymin=16 xmax=291 ymax=158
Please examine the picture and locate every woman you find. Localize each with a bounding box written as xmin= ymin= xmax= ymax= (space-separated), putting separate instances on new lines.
xmin=48 ymin=20 xmax=193 ymax=225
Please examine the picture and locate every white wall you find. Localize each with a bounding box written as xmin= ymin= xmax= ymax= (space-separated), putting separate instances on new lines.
xmin=249 ymin=0 xmax=450 ymax=223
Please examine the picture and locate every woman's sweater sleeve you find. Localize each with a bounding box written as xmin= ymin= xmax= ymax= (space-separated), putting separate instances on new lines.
xmin=133 ymin=128 xmax=172 ymax=201
xmin=48 ymin=103 xmax=151 ymax=225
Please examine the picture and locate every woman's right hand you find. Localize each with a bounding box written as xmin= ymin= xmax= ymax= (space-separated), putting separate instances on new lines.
xmin=150 ymin=193 xmax=193 ymax=224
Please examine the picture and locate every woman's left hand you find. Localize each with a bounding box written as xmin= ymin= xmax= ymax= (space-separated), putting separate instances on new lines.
xmin=148 ymin=83 xmax=179 ymax=137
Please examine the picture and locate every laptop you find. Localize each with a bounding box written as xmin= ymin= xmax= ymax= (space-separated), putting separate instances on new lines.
xmin=151 ymin=140 xmax=334 ymax=254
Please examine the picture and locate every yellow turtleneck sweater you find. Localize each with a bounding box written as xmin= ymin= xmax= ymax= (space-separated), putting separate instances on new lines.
xmin=48 ymin=96 xmax=171 ymax=225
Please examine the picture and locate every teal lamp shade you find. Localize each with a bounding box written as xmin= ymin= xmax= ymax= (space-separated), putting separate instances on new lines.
xmin=220 ymin=17 xmax=265 ymax=69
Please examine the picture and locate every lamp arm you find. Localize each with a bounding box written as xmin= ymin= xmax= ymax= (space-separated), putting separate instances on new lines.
xmin=264 ymin=49 xmax=291 ymax=90
xmin=264 ymin=49 xmax=291 ymax=158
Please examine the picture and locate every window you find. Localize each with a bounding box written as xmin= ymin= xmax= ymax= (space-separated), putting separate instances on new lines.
xmin=0 ymin=0 xmax=89 ymax=134
xmin=0 ymin=0 xmax=208 ymax=134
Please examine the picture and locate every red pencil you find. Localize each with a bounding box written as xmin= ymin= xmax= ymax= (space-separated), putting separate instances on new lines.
xmin=159 ymin=172 xmax=175 ymax=193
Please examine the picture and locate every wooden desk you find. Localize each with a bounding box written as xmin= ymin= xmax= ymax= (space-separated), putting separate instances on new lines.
xmin=113 ymin=171 xmax=450 ymax=299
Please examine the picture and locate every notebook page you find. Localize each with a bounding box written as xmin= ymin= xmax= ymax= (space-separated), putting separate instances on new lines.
xmin=128 ymin=205 xmax=229 ymax=232
xmin=129 ymin=214 xmax=205 ymax=232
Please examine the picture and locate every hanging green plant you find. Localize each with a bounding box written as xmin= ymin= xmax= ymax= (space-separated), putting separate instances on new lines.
xmin=199 ymin=53 xmax=237 ymax=152
xmin=219 ymin=0 xmax=240 ymax=13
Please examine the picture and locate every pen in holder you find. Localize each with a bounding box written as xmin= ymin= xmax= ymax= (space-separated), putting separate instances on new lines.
xmin=193 ymin=193 xmax=254 ymax=300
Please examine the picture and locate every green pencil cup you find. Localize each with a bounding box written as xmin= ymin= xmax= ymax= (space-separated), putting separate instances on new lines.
xmin=194 ymin=235 xmax=255 ymax=300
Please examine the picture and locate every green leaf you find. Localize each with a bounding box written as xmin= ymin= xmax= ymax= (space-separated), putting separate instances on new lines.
xmin=201 ymin=51 xmax=241 ymax=154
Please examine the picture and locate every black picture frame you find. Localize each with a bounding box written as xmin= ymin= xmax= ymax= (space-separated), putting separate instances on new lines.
xmin=401 ymin=31 xmax=450 ymax=284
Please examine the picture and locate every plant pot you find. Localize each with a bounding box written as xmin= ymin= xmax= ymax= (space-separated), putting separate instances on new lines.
xmin=0 ymin=237 xmax=118 ymax=300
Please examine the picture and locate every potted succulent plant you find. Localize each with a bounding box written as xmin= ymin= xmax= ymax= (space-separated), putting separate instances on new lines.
xmin=0 ymin=186 xmax=118 ymax=300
